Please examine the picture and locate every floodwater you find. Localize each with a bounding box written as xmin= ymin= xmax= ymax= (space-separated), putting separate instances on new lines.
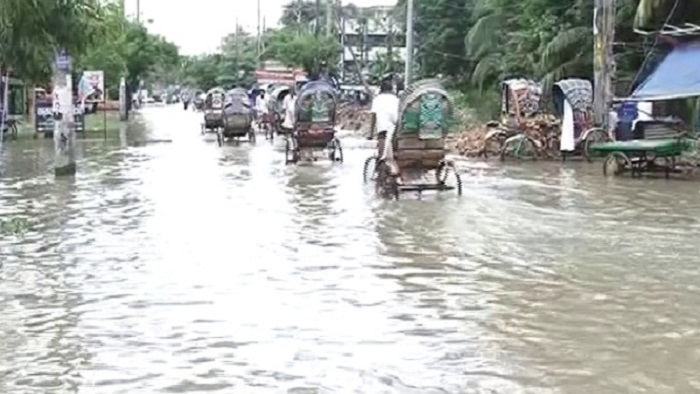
xmin=1 ymin=105 xmax=700 ymax=394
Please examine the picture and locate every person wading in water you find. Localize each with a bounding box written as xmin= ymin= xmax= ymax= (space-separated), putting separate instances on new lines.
xmin=369 ymin=78 xmax=400 ymax=178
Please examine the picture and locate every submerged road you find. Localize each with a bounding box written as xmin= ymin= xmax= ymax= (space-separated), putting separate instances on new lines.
xmin=1 ymin=104 xmax=700 ymax=393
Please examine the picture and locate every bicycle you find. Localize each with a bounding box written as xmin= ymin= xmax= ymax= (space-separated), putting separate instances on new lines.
xmin=1 ymin=119 xmax=19 ymax=141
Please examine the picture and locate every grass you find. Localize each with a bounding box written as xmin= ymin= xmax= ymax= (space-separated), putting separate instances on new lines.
xmin=11 ymin=111 xmax=123 ymax=140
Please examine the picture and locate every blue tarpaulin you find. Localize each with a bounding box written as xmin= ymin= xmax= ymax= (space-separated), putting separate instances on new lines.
xmin=630 ymin=43 xmax=700 ymax=101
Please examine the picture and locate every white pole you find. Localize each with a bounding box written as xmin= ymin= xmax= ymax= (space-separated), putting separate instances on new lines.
xmin=53 ymin=54 xmax=77 ymax=176
xmin=404 ymin=0 xmax=414 ymax=85
xmin=0 ymin=72 xmax=8 ymax=154
xmin=257 ymin=0 xmax=261 ymax=64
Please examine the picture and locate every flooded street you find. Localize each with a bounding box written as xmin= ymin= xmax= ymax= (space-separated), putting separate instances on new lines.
xmin=2 ymin=104 xmax=700 ymax=393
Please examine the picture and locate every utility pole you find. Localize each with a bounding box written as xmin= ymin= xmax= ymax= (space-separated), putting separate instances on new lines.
xmin=326 ymin=0 xmax=333 ymax=36
xmin=593 ymin=0 xmax=616 ymax=128
xmin=136 ymin=0 xmax=141 ymax=23
xmin=404 ymin=0 xmax=414 ymax=85
xmin=0 ymin=70 xmax=7 ymax=154
xmin=235 ymin=17 xmax=239 ymax=58
xmin=119 ymin=0 xmax=128 ymax=121
xmin=315 ymin=0 xmax=321 ymax=36
xmin=340 ymin=14 xmax=346 ymax=81
xmin=257 ymin=0 xmax=261 ymax=66
xmin=387 ymin=15 xmax=394 ymax=74
xmin=52 ymin=50 xmax=77 ymax=176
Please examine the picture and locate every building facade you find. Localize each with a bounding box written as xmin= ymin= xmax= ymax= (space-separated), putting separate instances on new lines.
xmin=338 ymin=6 xmax=406 ymax=83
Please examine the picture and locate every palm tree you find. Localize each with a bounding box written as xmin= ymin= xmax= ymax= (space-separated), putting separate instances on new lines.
xmin=634 ymin=0 xmax=700 ymax=30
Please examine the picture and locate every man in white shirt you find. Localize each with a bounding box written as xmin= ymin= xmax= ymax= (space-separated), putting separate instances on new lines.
xmin=255 ymin=91 xmax=267 ymax=127
xmin=281 ymin=91 xmax=295 ymax=135
xmin=370 ymin=80 xmax=400 ymax=162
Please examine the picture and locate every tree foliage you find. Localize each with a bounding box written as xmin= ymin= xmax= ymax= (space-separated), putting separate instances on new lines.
xmin=263 ymin=29 xmax=340 ymax=74
xmin=0 ymin=0 xmax=104 ymax=82
xmin=179 ymin=29 xmax=258 ymax=90
xmin=0 ymin=0 xmax=182 ymax=100
xmin=76 ymin=3 xmax=181 ymax=98
xmin=177 ymin=2 xmax=343 ymax=89
xmin=391 ymin=0 xmax=663 ymax=116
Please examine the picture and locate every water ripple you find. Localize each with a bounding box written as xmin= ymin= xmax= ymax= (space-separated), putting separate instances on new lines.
xmin=1 ymin=106 xmax=700 ymax=393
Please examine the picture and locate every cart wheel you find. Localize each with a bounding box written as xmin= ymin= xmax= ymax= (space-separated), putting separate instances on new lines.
xmin=500 ymin=134 xmax=537 ymax=161
xmin=603 ymin=151 xmax=631 ymax=176
xmin=363 ymin=156 xmax=377 ymax=183
xmin=217 ymin=131 xmax=224 ymax=147
xmin=330 ymin=138 xmax=343 ymax=163
xmin=249 ymin=128 xmax=256 ymax=144
xmin=656 ymin=156 xmax=675 ymax=179
xmin=546 ymin=135 xmax=561 ymax=159
xmin=285 ymin=137 xmax=298 ymax=164
xmin=436 ymin=161 xmax=463 ymax=196
xmin=483 ymin=133 xmax=506 ymax=159
xmin=376 ymin=160 xmax=399 ymax=200
xmin=582 ymin=127 xmax=609 ymax=162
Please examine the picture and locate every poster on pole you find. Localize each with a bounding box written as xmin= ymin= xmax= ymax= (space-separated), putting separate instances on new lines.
xmin=55 ymin=49 xmax=71 ymax=72
xmin=81 ymin=70 xmax=104 ymax=103
xmin=35 ymin=99 xmax=84 ymax=136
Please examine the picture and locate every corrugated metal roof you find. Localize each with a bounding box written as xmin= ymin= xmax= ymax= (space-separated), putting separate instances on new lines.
xmin=630 ymin=42 xmax=700 ymax=101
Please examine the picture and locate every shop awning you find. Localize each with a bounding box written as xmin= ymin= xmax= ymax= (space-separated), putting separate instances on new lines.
xmin=630 ymin=42 xmax=700 ymax=101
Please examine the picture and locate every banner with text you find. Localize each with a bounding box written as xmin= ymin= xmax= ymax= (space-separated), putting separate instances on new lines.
xmin=34 ymin=100 xmax=85 ymax=134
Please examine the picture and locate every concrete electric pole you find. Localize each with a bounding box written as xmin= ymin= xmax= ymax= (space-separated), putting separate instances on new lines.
xmin=593 ymin=0 xmax=616 ymax=128
xmin=404 ymin=0 xmax=414 ymax=85
xmin=257 ymin=0 xmax=261 ymax=65
xmin=326 ymin=0 xmax=333 ymax=36
xmin=52 ymin=50 xmax=77 ymax=176
xmin=314 ymin=0 xmax=321 ymax=36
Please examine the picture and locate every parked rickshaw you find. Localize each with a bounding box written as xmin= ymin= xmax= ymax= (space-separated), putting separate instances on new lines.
xmin=484 ymin=78 xmax=608 ymax=161
xmin=370 ymin=79 xmax=462 ymax=199
xmin=266 ymin=84 xmax=292 ymax=139
xmin=483 ymin=78 xmax=543 ymax=159
xmin=284 ymin=80 xmax=342 ymax=164
xmin=552 ymin=78 xmax=609 ymax=161
xmin=193 ymin=90 xmax=205 ymax=111
xmin=202 ymin=87 xmax=225 ymax=134
xmin=218 ymin=88 xmax=255 ymax=145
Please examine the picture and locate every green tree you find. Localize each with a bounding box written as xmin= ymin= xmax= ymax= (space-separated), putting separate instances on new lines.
xmin=179 ymin=29 xmax=257 ymax=90
xmin=264 ymin=29 xmax=340 ymax=74
xmin=0 ymin=0 xmax=105 ymax=83
xmin=389 ymin=0 xmax=662 ymax=117
xmin=74 ymin=2 xmax=128 ymax=98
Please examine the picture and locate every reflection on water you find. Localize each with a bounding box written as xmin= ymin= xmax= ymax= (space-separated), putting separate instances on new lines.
xmin=2 ymin=105 xmax=700 ymax=393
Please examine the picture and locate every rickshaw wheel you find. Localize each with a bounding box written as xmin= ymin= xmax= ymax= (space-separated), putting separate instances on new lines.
xmin=248 ymin=128 xmax=256 ymax=144
xmin=216 ymin=131 xmax=224 ymax=147
xmin=285 ymin=137 xmax=298 ymax=164
xmin=603 ymin=151 xmax=631 ymax=176
xmin=328 ymin=138 xmax=343 ymax=163
xmin=436 ymin=161 xmax=463 ymax=196
xmin=8 ymin=122 xmax=18 ymax=140
xmin=483 ymin=131 xmax=507 ymax=159
xmin=546 ymin=135 xmax=561 ymax=159
xmin=499 ymin=134 xmax=538 ymax=161
xmin=363 ymin=156 xmax=377 ymax=183
xmin=375 ymin=160 xmax=399 ymax=200
xmin=582 ymin=127 xmax=609 ymax=162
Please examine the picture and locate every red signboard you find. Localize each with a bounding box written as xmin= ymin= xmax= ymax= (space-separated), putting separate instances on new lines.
xmin=254 ymin=69 xmax=306 ymax=84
